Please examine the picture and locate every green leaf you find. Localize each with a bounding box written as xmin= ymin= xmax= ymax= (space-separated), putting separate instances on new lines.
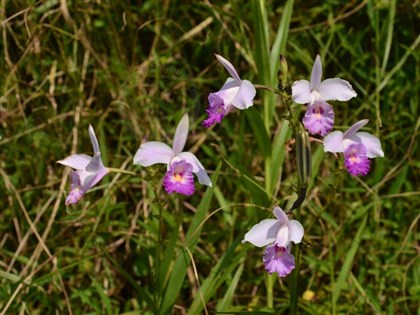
xmin=187 ymin=238 xmax=246 ymax=314
xmin=245 ymin=107 xmax=272 ymax=158
xmin=333 ymin=215 xmax=368 ymax=305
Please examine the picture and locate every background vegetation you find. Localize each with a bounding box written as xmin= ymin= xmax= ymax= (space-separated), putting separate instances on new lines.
xmin=0 ymin=0 xmax=419 ymax=314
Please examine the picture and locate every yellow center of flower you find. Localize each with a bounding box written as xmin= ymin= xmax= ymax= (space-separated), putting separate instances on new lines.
xmin=173 ymin=174 xmax=183 ymax=182
xmin=350 ymin=156 xmax=359 ymax=163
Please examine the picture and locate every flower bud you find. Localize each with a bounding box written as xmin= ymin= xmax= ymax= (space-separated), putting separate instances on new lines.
xmin=278 ymin=55 xmax=288 ymax=91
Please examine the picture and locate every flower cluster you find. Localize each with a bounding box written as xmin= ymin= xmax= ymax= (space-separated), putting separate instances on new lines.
xmin=57 ymin=53 xmax=384 ymax=280
xmin=292 ymin=55 xmax=384 ymax=175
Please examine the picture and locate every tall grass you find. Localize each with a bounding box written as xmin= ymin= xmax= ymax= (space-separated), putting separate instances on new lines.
xmin=0 ymin=1 xmax=419 ymax=314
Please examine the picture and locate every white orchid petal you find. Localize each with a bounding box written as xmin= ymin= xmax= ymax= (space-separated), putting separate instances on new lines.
xmin=288 ymin=220 xmax=304 ymax=244
xmin=82 ymin=168 xmax=109 ymax=191
xmin=133 ymin=141 xmax=174 ymax=166
xmin=85 ymin=153 xmax=105 ymax=172
xmin=231 ymin=80 xmax=256 ymax=110
xmin=275 ymin=223 xmax=290 ymax=247
xmin=217 ymin=78 xmax=241 ymax=109
xmin=292 ymin=80 xmax=311 ymax=104
xmin=242 ymin=219 xmax=280 ymax=247
xmin=310 ymin=55 xmax=322 ymax=89
xmin=58 ymin=154 xmax=91 ymax=170
xmin=343 ymin=119 xmax=369 ymax=139
xmin=215 ymin=54 xmax=241 ymax=83
xmin=318 ymin=78 xmax=357 ymax=101
xmin=88 ymin=124 xmax=100 ymax=155
xmin=176 ymin=152 xmax=212 ymax=186
xmin=353 ymin=132 xmax=384 ymax=158
xmin=172 ymin=114 xmax=189 ymax=154
xmin=323 ymin=131 xmax=345 ymax=153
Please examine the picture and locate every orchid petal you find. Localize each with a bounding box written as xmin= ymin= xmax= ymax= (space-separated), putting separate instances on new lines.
xmin=292 ymin=80 xmax=311 ymax=104
xmin=215 ymin=54 xmax=241 ymax=83
xmin=323 ymin=131 xmax=344 ymax=153
xmin=133 ymin=141 xmax=174 ymax=166
xmin=242 ymin=219 xmax=280 ymax=247
xmin=58 ymin=154 xmax=91 ymax=170
xmin=85 ymin=153 xmax=105 ymax=172
xmin=82 ymin=168 xmax=109 ymax=191
xmin=275 ymin=223 xmax=289 ymax=247
xmin=318 ymin=78 xmax=357 ymax=101
xmin=273 ymin=206 xmax=288 ymax=224
xmin=176 ymin=152 xmax=212 ymax=186
xmin=288 ymin=220 xmax=304 ymax=244
xmin=310 ymin=55 xmax=322 ymax=89
xmin=172 ymin=114 xmax=189 ymax=154
xmin=217 ymin=78 xmax=240 ymax=108
xmin=351 ymin=132 xmax=384 ymax=158
xmin=231 ymin=80 xmax=256 ymax=110
xmin=343 ymin=119 xmax=369 ymax=139
xmin=69 ymin=171 xmax=82 ymax=190
xmin=88 ymin=124 xmax=100 ymax=155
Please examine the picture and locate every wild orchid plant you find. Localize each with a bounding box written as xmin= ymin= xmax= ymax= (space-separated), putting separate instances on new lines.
xmin=58 ymin=53 xmax=383 ymax=311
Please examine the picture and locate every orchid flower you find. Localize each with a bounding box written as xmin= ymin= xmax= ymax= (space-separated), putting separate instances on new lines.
xmin=203 ymin=54 xmax=256 ymax=127
xmin=242 ymin=206 xmax=304 ymax=277
xmin=133 ymin=114 xmax=212 ymax=195
xmin=292 ymin=55 xmax=357 ymax=136
xmin=58 ymin=125 xmax=109 ymax=205
xmin=323 ymin=119 xmax=384 ymax=176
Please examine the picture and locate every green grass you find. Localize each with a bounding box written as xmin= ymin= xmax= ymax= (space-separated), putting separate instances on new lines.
xmin=1 ymin=0 xmax=419 ymax=314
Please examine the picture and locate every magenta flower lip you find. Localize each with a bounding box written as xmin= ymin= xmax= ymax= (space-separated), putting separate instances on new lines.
xmin=263 ymin=244 xmax=295 ymax=277
xmin=133 ymin=114 xmax=212 ymax=193
xmin=163 ymin=160 xmax=195 ymax=195
xmin=344 ymin=144 xmax=371 ymax=176
xmin=303 ymin=100 xmax=335 ymax=136
xmin=58 ymin=125 xmax=109 ymax=205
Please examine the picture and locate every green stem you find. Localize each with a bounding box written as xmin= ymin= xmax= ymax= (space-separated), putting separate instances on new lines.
xmin=267 ymin=272 xmax=274 ymax=308
xmin=107 ymin=167 xmax=136 ymax=176
xmin=290 ymin=207 xmax=301 ymax=314
xmin=254 ymin=84 xmax=282 ymax=94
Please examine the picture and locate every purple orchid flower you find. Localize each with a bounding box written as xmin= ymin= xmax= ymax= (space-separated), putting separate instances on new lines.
xmin=133 ymin=114 xmax=212 ymax=195
xmin=292 ymin=55 xmax=357 ymax=136
xmin=323 ymin=119 xmax=384 ymax=176
xmin=242 ymin=206 xmax=304 ymax=277
xmin=58 ymin=125 xmax=109 ymax=205
xmin=203 ymin=54 xmax=256 ymax=127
